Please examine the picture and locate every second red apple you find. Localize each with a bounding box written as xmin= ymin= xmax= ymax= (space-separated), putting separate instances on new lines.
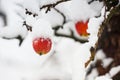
xmin=75 ymin=20 xmax=89 ymax=36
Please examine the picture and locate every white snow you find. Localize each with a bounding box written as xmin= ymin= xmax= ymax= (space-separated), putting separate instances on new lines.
xmin=86 ymin=69 xmax=99 ymax=80
xmin=109 ymin=66 xmax=120 ymax=77
xmin=25 ymin=15 xmax=37 ymax=27
xmin=64 ymin=0 xmax=100 ymax=21
xmin=40 ymin=8 xmax=63 ymax=27
xmin=88 ymin=16 xmax=104 ymax=46
xmin=102 ymin=58 xmax=113 ymax=68
xmin=0 ymin=0 xmax=118 ymax=80
xmin=57 ymin=21 xmax=74 ymax=35
xmin=95 ymin=76 xmax=112 ymax=80
xmin=0 ymin=17 xmax=4 ymax=27
xmin=31 ymin=18 xmax=53 ymax=39
xmin=87 ymin=0 xmax=104 ymax=16
xmin=22 ymin=0 xmax=39 ymax=13
xmin=40 ymin=0 xmax=60 ymax=6
xmin=72 ymin=43 xmax=91 ymax=80
xmin=0 ymin=24 xmax=27 ymax=38
xmin=95 ymin=50 xmax=106 ymax=60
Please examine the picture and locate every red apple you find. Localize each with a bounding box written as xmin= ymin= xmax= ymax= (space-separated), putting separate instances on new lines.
xmin=33 ymin=37 xmax=52 ymax=55
xmin=75 ymin=20 xmax=89 ymax=36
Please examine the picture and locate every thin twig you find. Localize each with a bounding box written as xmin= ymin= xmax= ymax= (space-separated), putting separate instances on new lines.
xmin=88 ymin=0 xmax=103 ymax=4
xmin=23 ymin=21 xmax=32 ymax=32
xmin=53 ymin=8 xmax=66 ymax=25
xmin=85 ymin=47 xmax=96 ymax=68
xmin=25 ymin=9 xmax=38 ymax=17
xmin=40 ymin=0 xmax=70 ymax=13
xmin=2 ymin=35 xmax=23 ymax=46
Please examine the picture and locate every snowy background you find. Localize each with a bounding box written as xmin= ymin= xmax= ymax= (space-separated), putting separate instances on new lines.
xmin=0 ymin=0 xmax=119 ymax=80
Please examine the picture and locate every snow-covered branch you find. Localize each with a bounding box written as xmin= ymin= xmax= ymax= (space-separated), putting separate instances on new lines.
xmin=52 ymin=26 xmax=88 ymax=43
xmin=0 ymin=11 xmax=7 ymax=26
xmin=40 ymin=0 xmax=70 ymax=13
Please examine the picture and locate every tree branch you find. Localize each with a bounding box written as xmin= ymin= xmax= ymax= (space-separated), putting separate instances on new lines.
xmin=52 ymin=26 xmax=88 ymax=43
xmin=85 ymin=47 xmax=96 ymax=67
xmin=85 ymin=1 xmax=120 ymax=68
xmin=25 ymin=9 xmax=38 ymax=17
xmin=40 ymin=0 xmax=70 ymax=13
xmin=52 ymin=7 xmax=88 ymax=43
xmin=0 ymin=12 xmax=7 ymax=26
xmin=23 ymin=21 xmax=32 ymax=32
xmin=88 ymin=0 xmax=103 ymax=4
xmin=2 ymin=35 xmax=23 ymax=46
xmin=53 ymin=8 xmax=66 ymax=25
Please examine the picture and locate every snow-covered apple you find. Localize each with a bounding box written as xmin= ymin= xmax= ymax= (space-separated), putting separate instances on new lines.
xmin=33 ymin=37 xmax=52 ymax=55
xmin=75 ymin=20 xmax=89 ymax=36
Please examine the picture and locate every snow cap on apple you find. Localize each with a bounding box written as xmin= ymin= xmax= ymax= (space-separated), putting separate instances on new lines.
xmin=31 ymin=19 xmax=53 ymax=55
